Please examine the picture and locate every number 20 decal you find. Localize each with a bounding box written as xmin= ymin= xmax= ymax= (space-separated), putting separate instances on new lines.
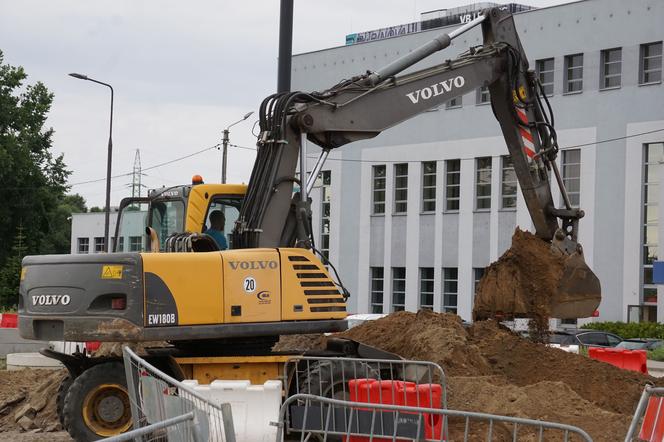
xmin=243 ymin=277 xmax=256 ymax=293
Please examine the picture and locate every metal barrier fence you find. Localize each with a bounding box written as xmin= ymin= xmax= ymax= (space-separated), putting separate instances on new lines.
xmin=625 ymin=385 xmax=664 ymax=442
xmin=277 ymin=394 xmax=594 ymax=442
xmin=284 ymin=356 xmax=448 ymax=440
xmin=122 ymin=346 xmax=236 ymax=442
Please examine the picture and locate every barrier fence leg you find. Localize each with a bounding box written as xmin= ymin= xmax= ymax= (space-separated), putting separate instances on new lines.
xmin=625 ymin=386 xmax=652 ymax=442
xmin=122 ymin=347 xmax=142 ymax=442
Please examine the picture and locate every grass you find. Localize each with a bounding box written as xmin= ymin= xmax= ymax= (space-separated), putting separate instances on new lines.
xmin=0 ymin=357 xmax=6 ymax=370
xmin=648 ymin=347 xmax=664 ymax=362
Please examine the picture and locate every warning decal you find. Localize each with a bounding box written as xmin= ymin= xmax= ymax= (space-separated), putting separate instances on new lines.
xmin=101 ymin=265 xmax=123 ymax=279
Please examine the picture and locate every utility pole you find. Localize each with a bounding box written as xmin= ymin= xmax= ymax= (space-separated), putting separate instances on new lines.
xmin=277 ymin=0 xmax=294 ymax=93
xmin=222 ymin=129 xmax=229 ymax=184
xmin=221 ymin=112 xmax=254 ymax=184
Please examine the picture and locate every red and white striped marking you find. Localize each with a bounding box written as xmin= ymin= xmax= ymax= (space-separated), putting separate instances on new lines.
xmin=516 ymin=107 xmax=536 ymax=159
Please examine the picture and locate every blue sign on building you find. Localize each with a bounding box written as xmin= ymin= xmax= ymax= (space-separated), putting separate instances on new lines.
xmin=653 ymin=261 xmax=664 ymax=284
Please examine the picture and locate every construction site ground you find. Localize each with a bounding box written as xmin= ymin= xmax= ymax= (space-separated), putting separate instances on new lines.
xmin=0 ymin=310 xmax=659 ymax=441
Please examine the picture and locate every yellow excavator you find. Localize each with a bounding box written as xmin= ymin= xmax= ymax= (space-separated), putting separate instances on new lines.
xmin=18 ymin=7 xmax=600 ymax=440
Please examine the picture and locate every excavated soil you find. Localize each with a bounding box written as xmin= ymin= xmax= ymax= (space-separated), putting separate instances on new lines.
xmin=340 ymin=310 xmax=658 ymax=441
xmin=0 ymin=369 xmax=67 ymax=433
xmin=473 ymin=228 xmax=564 ymax=337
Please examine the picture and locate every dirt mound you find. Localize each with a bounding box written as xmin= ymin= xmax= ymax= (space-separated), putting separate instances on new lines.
xmin=341 ymin=310 xmax=490 ymax=377
xmin=272 ymin=334 xmax=326 ymax=352
xmin=0 ymin=369 xmax=66 ymax=433
xmin=473 ymin=229 xmax=563 ymax=328
xmin=338 ymin=310 xmax=656 ymax=440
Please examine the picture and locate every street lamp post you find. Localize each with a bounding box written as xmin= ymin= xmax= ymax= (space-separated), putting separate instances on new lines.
xmin=69 ymin=73 xmax=114 ymax=253
xmin=222 ymin=111 xmax=254 ymax=184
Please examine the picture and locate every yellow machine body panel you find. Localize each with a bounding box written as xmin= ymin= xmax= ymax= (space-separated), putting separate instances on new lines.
xmin=280 ymin=249 xmax=347 ymax=321
xmin=142 ymin=252 xmax=224 ymax=326
xmin=176 ymin=355 xmax=290 ymax=385
xmin=140 ymin=248 xmax=345 ymax=329
xmin=222 ymin=249 xmax=281 ymax=323
xmin=184 ymin=183 xmax=247 ymax=233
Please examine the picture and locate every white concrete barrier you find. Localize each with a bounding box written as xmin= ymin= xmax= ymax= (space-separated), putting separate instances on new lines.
xmin=182 ymin=379 xmax=282 ymax=442
xmin=6 ymin=352 xmax=63 ymax=370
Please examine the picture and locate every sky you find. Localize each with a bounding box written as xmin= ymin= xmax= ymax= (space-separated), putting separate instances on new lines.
xmin=0 ymin=0 xmax=568 ymax=207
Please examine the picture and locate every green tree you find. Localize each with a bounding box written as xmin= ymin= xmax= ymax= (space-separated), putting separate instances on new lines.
xmin=0 ymin=50 xmax=81 ymax=307
xmin=0 ymin=225 xmax=27 ymax=308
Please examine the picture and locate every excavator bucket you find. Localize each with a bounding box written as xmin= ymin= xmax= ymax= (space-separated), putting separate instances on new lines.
xmin=549 ymin=251 xmax=601 ymax=318
xmin=473 ymin=228 xmax=601 ymax=321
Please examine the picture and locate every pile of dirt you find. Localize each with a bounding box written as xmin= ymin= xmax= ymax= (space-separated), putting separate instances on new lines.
xmin=0 ymin=369 xmax=66 ymax=433
xmin=473 ymin=228 xmax=565 ymax=330
xmin=340 ymin=310 xmax=657 ymax=441
xmin=342 ymin=310 xmax=490 ymax=377
xmin=272 ymin=334 xmax=327 ymax=352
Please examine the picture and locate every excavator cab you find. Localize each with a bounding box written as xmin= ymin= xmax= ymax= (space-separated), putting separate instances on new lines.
xmin=112 ymin=180 xmax=247 ymax=253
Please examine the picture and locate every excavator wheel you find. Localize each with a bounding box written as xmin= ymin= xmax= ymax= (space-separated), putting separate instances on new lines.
xmin=56 ymin=375 xmax=73 ymax=430
xmin=294 ymin=360 xmax=379 ymax=441
xmin=63 ymin=362 xmax=132 ymax=441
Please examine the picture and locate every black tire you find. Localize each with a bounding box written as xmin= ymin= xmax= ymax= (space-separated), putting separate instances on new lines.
xmin=297 ymin=360 xmax=379 ymax=400
xmin=63 ymin=362 xmax=132 ymax=441
xmin=56 ymin=375 xmax=73 ymax=430
xmin=295 ymin=360 xmax=379 ymax=441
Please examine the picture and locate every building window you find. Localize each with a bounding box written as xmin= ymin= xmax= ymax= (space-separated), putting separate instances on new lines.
xmin=419 ymin=268 xmax=434 ymax=310
xmin=564 ymin=53 xmax=583 ymax=93
xmin=446 ymin=96 xmax=462 ymax=109
xmin=392 ymin=267 xmax=406 ymax=312
xmin=421 ymin=162 xmax=436 ymax=212
xmin=640 ymin=42 xmax=662 ymax=85
xmin=116 ymin=237 xmax=125 ymax=252
xmin=94 ymin=237 xmax=105 ymax=253
xmin=320 ymin=170 xmax=331 ymax=260
xmin=501 ymin=156 xmax=517 ymax=209
xmin=372 ymin=165 xmax=386 ymax=215
xmin=394 ymin=163 xmax=408 ymax=213
xmin=473 ymin=267 xmax=485 ymax=295
xmin=370 ymin=267 xmax=384 ymax=313
xmin=476 ymin=86 xmax=490 ymax=104
xmin=561 ymin=149 xmax=581 ymax=207
xmin=445 ymin=160 xmax=461 ymax=212
xmin=536 ymin=58 xmax=554 ymax=96
xmin=642 ymin=143 xmax=664 ymax=310
xmin=475 ymin=157 xmax=492 ymax=210
xmin=442 ymin=267 xmax=458 ymax=313
xmin=129 ymin=236 xmax=142 ymax=252
xmin=77 ymin=237 xmax=89 ymax=254
xmin=600 ymin=48 xmax=622 ymax=89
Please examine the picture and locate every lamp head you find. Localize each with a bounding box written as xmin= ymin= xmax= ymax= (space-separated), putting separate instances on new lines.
xmin=242 ymin=111 xmax=254 ymax=120
xmin=69 ymin=73 xmax=89 ymax=80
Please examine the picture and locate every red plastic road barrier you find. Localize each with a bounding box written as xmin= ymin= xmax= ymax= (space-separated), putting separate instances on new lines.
xmin=0 ymin=313 xmax=18 ymax=328
xmin=639 ymin=397 xmax=664 ymax=442
xmin=588 ymin=347 xmax=648 ymax=374
xmin=348 ymin=379 xmax=443 ymax=441
xmin=85 ymin=341 xmax=101 ymax=352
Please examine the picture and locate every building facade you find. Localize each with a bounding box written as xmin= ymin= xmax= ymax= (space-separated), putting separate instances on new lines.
xmin=294 ymin=0 xmax=664 ymax=323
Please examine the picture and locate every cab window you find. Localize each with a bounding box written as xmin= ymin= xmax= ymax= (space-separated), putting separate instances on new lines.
xmin=115 ymin=202 xmax=149 ymax=252
xmin=151 ymin=199 xmax=185 ymax=250
xmin=577 ymin=332 xmax=609 ymax=346
xmin=204 ymin=197 xmax=241 ymax=250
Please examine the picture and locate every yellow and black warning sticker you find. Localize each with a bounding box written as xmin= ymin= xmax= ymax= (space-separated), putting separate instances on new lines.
xmin=101 ymin=265 xmax=123 ymax=279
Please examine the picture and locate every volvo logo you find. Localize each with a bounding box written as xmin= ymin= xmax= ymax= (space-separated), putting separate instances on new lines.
xmin=229 ymin=260 xmax=278 ymax=270
xmin=405 ymin=76 xmax=466 ymax=104
xmin=32 ymin=295 xmax=71 ymax=306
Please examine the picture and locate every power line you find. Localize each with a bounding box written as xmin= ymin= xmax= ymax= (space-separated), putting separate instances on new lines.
xmin=68 ymin=143 xmax=220 ymax=187
xmin=65 ymin=126 xmax=664 ymax=186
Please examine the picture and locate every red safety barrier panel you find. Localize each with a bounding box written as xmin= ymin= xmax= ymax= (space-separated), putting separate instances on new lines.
xmin=0 ymin=313 xmax=18 ymax=328
xmin=348 ymin=379 xmax=443 ymax=441
xmin=639 ymin=397 xmax=664 ymax=442
xmin=85 ymin=341 xmax=101 ymax=352
xmin=588 ymin=348 xmax=648 ymax=374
